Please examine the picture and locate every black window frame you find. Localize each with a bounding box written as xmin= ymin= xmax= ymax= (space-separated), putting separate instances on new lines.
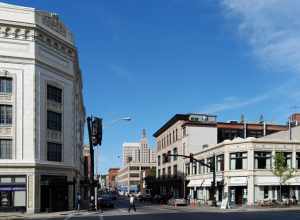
xmin=47 ymin=111 xmax=62 ymax=131
xmin=47 ymin=142 xmax=62 ymax=162
xmin=47 ymin=84 xmax=62 ymax=103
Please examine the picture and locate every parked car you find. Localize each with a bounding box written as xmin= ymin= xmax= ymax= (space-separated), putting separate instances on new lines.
xmin=98 ymin=194 xmax=114 ymax=209
xmin=168 ymin=198 xmax=187 ymax=206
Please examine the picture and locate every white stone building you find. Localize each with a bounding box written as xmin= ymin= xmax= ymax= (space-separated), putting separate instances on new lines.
xmin=187 ymin=126 xmax=300 ymax=207
xmin=0 ymin=3 xmax=85 ymax=213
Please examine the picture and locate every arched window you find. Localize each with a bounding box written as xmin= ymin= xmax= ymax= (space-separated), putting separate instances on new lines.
xmin=5 ymin=27 xmax=10 ymax=37
xmin=15 ymin=29 xmax=21 ymax=38
xmin=24 ymin=30 xmax=30 ymax=40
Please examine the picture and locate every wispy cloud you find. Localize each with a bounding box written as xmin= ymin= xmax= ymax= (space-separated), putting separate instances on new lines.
xmin=222 ymin=0 xmax=300 ymax=74
xmin=202 ymin=80 xmax=298 ymax=114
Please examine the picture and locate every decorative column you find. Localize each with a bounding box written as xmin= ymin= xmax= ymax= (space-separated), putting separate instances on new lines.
xmin=247 ymin=148 xmax=254 ymax=206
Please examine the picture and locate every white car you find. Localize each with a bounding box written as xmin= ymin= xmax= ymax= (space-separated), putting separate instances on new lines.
xmin=168 ymin=198 xmax=187 ymax=206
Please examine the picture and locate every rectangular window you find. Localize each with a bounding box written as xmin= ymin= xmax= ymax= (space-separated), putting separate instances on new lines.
xmin=158 ymin=155 xmax=161 ymax=166
xmin=207 ymin=157 xmax=214 ymax=173
xmin=284 ymin=152 xmax=292 ymax=168
xmin=297 ymin=153 xmax=300 ymax=169
xmin=47 ymin=111 xmax=62 ymax=131
xmin=168 ymin=166 xmax=171 ymax=176
xmin=0 ymin=77 xmax=12 ymax=93
xmin=173 ymin=165 xmax=177 ymax=176
xmin=217 ymin=154 xmax=224 ymax=171
xmin=255 ymin=152 xmax=271 ymax=169
xmin=47 ymin=85 xmax=62 ymax=103
xmin=47 ymin=142 xmax=62 ymax=162
xmin=158 ymin=169 xmax=160 ymax=177
xmin=0 ymin=105 xmax=12 ymax=125
xmin=192 ymin=162 xmax=197 ymax=174
xmin=186 ymin=163 xmax=190 ymax=175
xmin=167 ymin=150 xmax=171 ymax=162
xmin=230 ymin=152 xmax=247 ymax=170
xmin=199 ymin=160 xmax=205 ymax=174
xmin=183 ymin=127 xmax=187 ymax=137
xmin=173 ymin=148 xmax=178 ymax=161
xmin=162 ymin=168 xmax=166 ymax=177
xmin=0 ymin=139 xmax=12 ymax=159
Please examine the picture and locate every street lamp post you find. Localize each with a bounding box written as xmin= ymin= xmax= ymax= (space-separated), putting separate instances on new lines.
xmin=87 ymin=115 xmax=132 ymax=210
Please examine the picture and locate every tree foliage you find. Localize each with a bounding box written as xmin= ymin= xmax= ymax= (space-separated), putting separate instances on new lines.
xmin=273 ymin=152 xmax=295 ymax=184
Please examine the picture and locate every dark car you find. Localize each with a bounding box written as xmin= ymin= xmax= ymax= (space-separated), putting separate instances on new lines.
xmin=98 ymin=194 xmax=114 ymax=209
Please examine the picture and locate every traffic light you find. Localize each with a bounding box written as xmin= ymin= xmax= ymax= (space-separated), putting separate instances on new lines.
xmin=92 ymin=117 xmax=102 ymax=146
xmin=190 ymin=153 xmax=194 ymax=163
xmin=163 ymin=154 xmax=169 ymax=163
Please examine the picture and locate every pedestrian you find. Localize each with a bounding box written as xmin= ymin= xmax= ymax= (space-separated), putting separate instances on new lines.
xmin=128 ymin=194 xmax=136 ymax=213
xmin=76 ymin=192 xmax=81 ymax=211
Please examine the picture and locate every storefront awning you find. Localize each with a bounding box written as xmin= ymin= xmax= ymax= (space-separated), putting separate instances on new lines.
xmin=188 ymin=177 xmax=223 ymax=188
xmin=229 ymin=177 xmax=247 ymax=186
xmin=187 ymin=179 xmax=205 ymax=187
xmin=255 ymin=176 xmax=300 ymax=186
xmin=255 ymin=176 xmax=280 ymax=186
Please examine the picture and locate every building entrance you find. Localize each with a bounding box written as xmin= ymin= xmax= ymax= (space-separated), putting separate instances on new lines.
xmin=40 ymin=175 xmax=69 ymax=212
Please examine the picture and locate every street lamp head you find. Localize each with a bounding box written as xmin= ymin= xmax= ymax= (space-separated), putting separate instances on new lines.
xmin=121 ymin=117 xmax=132 ymax=121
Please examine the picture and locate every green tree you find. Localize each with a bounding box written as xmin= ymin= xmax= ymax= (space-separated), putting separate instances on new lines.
xmin=272 ymin=152 xmax=295 ymax=201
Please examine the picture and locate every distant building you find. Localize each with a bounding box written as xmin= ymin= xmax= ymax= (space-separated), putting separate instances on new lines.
xmin=116 ymin=162 xmax=156 ymax=194
xmin=122 ymin=129 xmax=156 ymax=166
xmin=153 ymin=113 xmax=288 ymax=198
xmin=108 ymin=168 xmax=120 ymax=190
xmin=117 ymin=129 xmax=156 ymax=193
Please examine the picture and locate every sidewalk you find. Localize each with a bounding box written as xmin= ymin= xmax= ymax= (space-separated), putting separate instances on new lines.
xmin=0 ymin=210 xmax=92 ymax=220
xmin=161 ymin=204 xmax=300 ymax=213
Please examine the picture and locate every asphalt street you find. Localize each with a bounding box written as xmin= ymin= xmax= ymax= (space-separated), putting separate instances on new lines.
xmin=21 ymin=199 xmax=300 ymax=220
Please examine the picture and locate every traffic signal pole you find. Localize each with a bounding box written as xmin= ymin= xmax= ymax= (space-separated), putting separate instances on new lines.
xmin=87 ymin=116 xmax=95 ymax=210
xmin=164 ymin=153 xmax=217 ymax=207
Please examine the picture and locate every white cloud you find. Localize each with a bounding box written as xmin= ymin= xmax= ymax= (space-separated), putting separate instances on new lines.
xmin=222 ymin=0 xmax=300 ymax=74
xmin=202 ymin=80 xmax=297 ymax=114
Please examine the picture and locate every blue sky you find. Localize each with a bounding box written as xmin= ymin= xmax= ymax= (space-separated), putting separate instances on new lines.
xmin=4 ymin=0 xmax=300 ymax=174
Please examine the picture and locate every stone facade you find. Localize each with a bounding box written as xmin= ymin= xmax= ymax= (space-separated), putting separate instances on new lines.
xmin=187 ymin=126 xmax=300 ymax=207
xmin=0 ymin=3 xmax=85 ymax=213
